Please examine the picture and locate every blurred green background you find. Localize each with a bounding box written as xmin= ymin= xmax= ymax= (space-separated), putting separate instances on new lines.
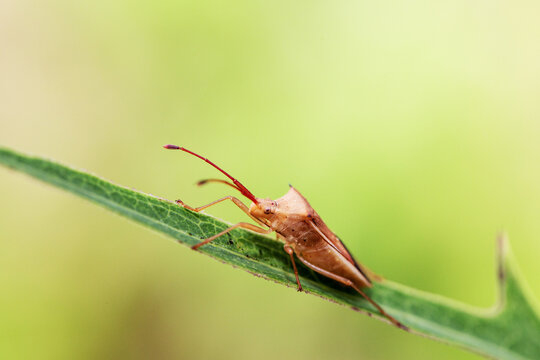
xmin=1 ymin=1 xmax=539 ymax=359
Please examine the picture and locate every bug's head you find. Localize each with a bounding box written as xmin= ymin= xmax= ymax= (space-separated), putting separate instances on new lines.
xmin=249 ymin=198 xmax=278 ymax=222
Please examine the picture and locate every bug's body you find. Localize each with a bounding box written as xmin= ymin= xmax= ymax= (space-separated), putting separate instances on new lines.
xmin=251 ymin=186 xmax=372 ymax=290
xmin=163 ymin=144 xmax=405 ymax=329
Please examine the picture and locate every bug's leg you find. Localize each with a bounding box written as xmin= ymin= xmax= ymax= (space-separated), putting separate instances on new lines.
xmin=350 ymin=284 xmax=407 ymax=330
xmin=177 ymin=196 xmax=239 ymax=212
xmin=284 ymin=244 xmax=303 ymax=292
xmin=176 ymin=196 xmax=266 ymax=227
xmin=192 ymin=222 xmax=272 ymax=250
xmin=294 ymin=254 xmax=406 ymax=330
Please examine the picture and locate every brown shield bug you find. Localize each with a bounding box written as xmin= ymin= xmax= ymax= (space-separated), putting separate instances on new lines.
xmin=164 ymin=144 xmax=405 ymax=329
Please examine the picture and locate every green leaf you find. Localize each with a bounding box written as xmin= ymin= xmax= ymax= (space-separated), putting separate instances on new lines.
xmin=1 ymin=146 xmax=539 ymax=360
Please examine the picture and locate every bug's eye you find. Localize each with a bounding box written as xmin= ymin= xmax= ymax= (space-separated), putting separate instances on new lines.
xmin=264 ymin=208 xmax=271 ymax=214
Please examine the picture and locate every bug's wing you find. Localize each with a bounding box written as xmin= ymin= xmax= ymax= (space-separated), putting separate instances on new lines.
xmin=335 ymin=233 xmax=383 ymax=282
xmin=309 ymin=216 xmax=375 ymax=283
xmin=286 ymin=186 xmax=380 ymax=283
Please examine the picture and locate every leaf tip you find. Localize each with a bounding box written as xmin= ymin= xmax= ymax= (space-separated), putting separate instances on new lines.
xmin=496 ymin=232 xmax=508 ymax=283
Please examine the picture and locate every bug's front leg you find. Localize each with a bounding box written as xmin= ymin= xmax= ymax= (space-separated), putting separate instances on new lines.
xmin=176 ymin=196 xmax=244 ymax=213
xmin=284 ymin=244 xmax=303 ymax=292
xmin=175 ymin=196 xmax=267 ymax=227
xmin=193 ymin=222 xmax=272 ymax=250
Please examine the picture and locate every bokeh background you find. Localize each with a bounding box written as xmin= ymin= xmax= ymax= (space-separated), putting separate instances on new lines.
xmin=1 ymin=1 xmax=539 ymax=359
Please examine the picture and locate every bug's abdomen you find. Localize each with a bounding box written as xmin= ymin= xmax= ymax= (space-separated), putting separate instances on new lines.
xmin=289 ymin=230 xmax=371 ymax=289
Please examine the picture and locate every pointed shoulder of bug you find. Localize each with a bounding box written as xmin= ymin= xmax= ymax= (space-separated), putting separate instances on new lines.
xmin=249 ymin=186 xmax=311 ymax=221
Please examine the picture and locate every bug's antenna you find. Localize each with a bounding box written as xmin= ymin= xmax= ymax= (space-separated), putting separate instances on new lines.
xmin=197 ymin=178 xmax=241 ymax=191
xmin=163 ymin=145 xmax=258 ymax=204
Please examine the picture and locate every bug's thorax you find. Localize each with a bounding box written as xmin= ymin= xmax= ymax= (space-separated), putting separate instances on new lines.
xmin=249 ymin=186 xmax=313 ymax=234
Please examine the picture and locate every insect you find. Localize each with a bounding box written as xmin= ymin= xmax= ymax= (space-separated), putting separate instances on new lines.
xmin=164 ymin=144 xmax=405 ymax=329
